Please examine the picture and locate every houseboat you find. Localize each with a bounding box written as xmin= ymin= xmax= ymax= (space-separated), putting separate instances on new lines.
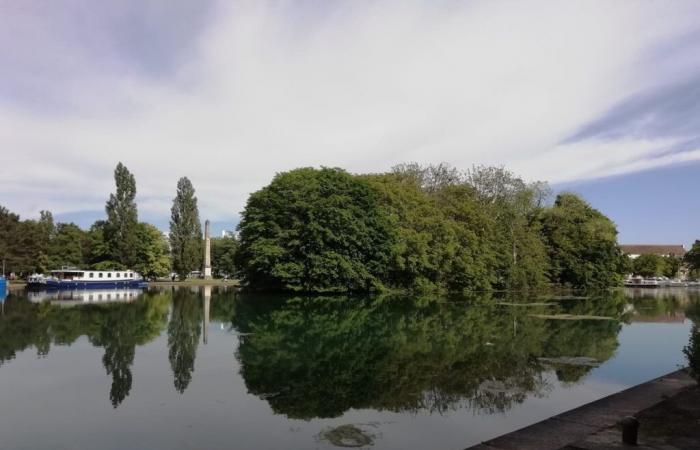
xmin=27 ymin=268 xmax=147 ymax=290
xmin=27 ymin=288 xmax=143 ymax=305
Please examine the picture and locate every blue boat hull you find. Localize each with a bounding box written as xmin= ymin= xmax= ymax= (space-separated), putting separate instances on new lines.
xmin=28 ymin=279 xmax=148 ymax=290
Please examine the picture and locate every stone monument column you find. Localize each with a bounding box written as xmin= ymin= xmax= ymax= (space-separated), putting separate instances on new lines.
xmin=204 ymin=220 xmax=212 ymax=279
xmin=203 ymin=285 xmax=211 ymax=345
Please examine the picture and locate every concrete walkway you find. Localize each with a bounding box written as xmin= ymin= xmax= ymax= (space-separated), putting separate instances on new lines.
xmin=466 ymin=370 xmax=697 ymax=450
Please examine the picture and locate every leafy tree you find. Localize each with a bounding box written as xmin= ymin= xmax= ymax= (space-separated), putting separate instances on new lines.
xmin=0 ymin=206 xmax=55 ymax=275
xmin=541 ymin=193 xmax=624 ymax=288
xmin=632 ymin=254 xmax=665 ymax=277
xmin=685 ymin=240 xmax=700 ymax=274
xmin=237 ymin=168 xmax=395 ymax=292
xmin=362 ymin=173 xmax=497 ymax=292
xmin=211 ymin=236 xmax=238 ymax=278
xmin=133 ymin=223 xmax=171 ymax=280
xmin=684 ymin=325 xmax=700 ymax=383
xmin=662 ymin=256 xmax=682 ymax=278
xmin=105 ymin=163 xmax=139 ymax=267
xmin=47 ymin=223 xmax=88 ymax=269
xmin=464 ymin=166 xmax=551 ymax=290
xmin=169 ymin=177 xmax=203 ymax=279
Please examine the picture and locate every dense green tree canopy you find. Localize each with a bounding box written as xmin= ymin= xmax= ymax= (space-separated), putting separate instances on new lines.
xmin=211 ymin=236 xmax=238 ymax=278
xmin=237 ymin=165 xmax=625 ymax=292
xmin=105 ymin=162 xmax=139 ymax=267
xmin=686 ymin=240 xmax=700 ymax=275
xmin=133 ymin=223 xmax=171 ymax=280
xmin=170 ymin=177 xmax=203 ymax=279
xmin=236 ymin=168 xmax=395 ymax=292
xmin=541 ymin=193 xmax=624 ymax=289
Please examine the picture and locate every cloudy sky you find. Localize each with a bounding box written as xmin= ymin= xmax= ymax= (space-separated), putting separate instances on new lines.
xmin=1 ymin=0 xmax=698 ymax=245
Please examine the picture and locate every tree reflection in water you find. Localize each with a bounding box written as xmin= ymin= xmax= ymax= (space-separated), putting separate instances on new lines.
xmin=0 ymin=287 xmax=698 ymax=413
xmin=230 ymin=292 xmax=629 ymax=419
xmin=168 ymin=289 xmax=202 ymax=393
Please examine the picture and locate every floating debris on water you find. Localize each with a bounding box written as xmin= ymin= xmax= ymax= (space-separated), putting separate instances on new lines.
xmin=529 ymin=314 xmax=616 ymax=321
xmin=538 ymin=356 xmax=600 ymax=367
xmin=318 ymin=424 xmax=377 ymax=448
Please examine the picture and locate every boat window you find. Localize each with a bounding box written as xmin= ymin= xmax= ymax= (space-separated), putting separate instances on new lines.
xmin=130 ymin=273 xmax=134 ymax=278
xmin=116 ymin=272 xmax=120 ymax=278
xmin=89 ymin=273 xmax=94 ymax=278
xmin=99 ymin=273 xmax=103 ymax=278
xmin=107 ymin=273 xmax=112 ymax=278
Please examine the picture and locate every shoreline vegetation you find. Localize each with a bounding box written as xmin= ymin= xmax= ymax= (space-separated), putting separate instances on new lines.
xmin=2 ymin=162 xmax=698 ymax=294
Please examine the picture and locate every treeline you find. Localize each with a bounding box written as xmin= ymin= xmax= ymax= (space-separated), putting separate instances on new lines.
xmin=236 ymin=164 xmax=626 ymax=292
xmin=0 ymin=163 xmax=237 ymax=280
xmin=622 ymin=241 xmax=700 ymax=278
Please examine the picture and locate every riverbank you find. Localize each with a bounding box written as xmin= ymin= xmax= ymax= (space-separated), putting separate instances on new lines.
xmin=466 ymin=369 xmax=697 ymax=450
xmin=148 ymin=279 xmax=240 ymax=288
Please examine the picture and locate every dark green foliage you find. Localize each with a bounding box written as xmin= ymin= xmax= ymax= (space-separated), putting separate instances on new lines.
xmin=237 ymin=165 xmax=623 ymax=292
xmin=0 ymin=293 xmax=169 ymax=407
xmin=236 ymin=168 xmax=395 ymax=292
xmin=105 ymin=162 xmax=139 ymax=267
xmin=541 ymin=193 xmax=625 ymax=288
xmin=233 ymin=292 xmax=625 ymax=419
xmin=211 ymin=236 xmax=238 ymax=278
xmin=167 ymin=290 xmax=202 ymax=393
xmin=169 ymin=177 xmax=203 ymax=279
xmin=47 ymin=223 xmax=89 ymax=269
xmin=685 ymin=240 xmax=700 ymax=274
xmin=685 ymin=326 xmax=700 ymax=383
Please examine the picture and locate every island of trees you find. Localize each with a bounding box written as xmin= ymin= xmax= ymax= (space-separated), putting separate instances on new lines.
xmin=2 ymin=162 xmax=698 ymax=293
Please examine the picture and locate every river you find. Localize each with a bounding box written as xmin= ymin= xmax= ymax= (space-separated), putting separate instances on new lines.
xmin=0 ymin=287 xmax=697 ymax=449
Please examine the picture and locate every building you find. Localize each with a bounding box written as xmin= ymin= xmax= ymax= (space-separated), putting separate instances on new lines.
xmin=221 ymin=229 xmax=236 ymax=238
xmin=619 ymin=245 xmax=686 ymax=260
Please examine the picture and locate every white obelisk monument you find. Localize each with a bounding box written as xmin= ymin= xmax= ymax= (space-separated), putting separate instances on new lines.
xmin=204 ymin=220 xmax=212 ymax=280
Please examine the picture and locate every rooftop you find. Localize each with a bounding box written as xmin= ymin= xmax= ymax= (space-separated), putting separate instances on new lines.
xmin=620 ymin=244 xmax=686 ymax=256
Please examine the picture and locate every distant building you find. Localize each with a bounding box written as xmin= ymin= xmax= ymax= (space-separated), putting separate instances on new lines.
xmin=620 ymin=245 xmax=685 ymax=260
xmin=221 ymin=230 xmax=236 ymax=238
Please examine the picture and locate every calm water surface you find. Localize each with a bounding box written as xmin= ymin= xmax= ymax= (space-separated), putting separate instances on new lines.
xmin=0 ymin=287 xmax=697 ymax=450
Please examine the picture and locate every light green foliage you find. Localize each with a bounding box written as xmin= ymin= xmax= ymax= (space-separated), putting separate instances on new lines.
xmin=629 ymin=254 xmax=681 ymax=278
xmin=362 ymin=173 xmax=497 ymax=292
xmin=662 ymin=256 xmax=682 ymax=278
xmin=464 ymin=166 xmax=550 ymax=290
xmin=541 ymin=193 xmax=625 ymax=288
xmin=236 ymin=168 xmax=394 ymax=292
xmin=133 ymin=223 xmax=171 ymax=280
xmin=169 ymin=177 xmax=203 ymax=279
xmin=105 ymin=162 xmax=139 ymax=267
xmin=211 ymin=236 xmax=238 ymax=278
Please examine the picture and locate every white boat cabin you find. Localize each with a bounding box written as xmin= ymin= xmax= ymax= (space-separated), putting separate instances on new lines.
xmin=50 ymin=269 xmax=140 ymax=281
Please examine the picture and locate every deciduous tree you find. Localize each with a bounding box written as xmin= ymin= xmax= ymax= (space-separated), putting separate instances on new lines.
xmin=169 ymin=177 xmax=202 ymax=279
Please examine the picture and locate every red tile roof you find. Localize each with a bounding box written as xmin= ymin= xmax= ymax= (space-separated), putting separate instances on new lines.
xmin=620 ymin=245 xmax=686 ymax=256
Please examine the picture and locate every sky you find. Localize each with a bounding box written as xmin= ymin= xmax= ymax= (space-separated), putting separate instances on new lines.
xmin=0 ymin=0 xmax=698 ymax=246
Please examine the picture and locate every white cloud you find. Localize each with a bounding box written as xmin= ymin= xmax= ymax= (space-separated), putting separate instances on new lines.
xmin=0 ymin=0 xmax=698 ymax=224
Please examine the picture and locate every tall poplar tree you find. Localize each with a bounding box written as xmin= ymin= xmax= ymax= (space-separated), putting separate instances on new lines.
xmin=169 ymin=177 xmax=203 ymax=279
xmin=105 ymin=162 xmax=139 ymax=268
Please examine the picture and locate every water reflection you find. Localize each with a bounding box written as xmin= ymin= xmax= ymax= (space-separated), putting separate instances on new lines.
xmin=230 ymin=293 xmax=629 ymax=418
xmin=0 ymin=287 xmax=698 ymax=416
